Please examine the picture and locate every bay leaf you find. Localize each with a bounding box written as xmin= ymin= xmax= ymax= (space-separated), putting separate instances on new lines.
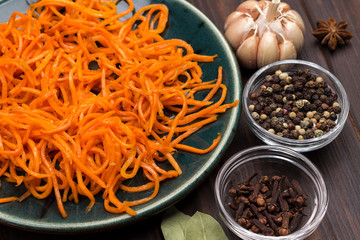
xmin=184 ymin=211 xmax=228 ymax=240
xmin=161 ymin=207 xmax=191 ymax=240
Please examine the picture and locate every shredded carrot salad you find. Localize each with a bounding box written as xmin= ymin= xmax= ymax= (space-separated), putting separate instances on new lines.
xmin=0 ymin=0 xmax=238 ymax=218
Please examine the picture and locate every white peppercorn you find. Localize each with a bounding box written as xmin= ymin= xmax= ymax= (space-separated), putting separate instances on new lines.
xmin=252 ymin=112 xmax=259 ymax=120
xmin=279 ymin=72 xmax=288 ymax=80
xmin=323 ymin=111 xmax=330 ymax=118
xmin=298 ymin=128 xmax=306 ymax=135
xmin=260 ymin=114 xmax=267 ymax=120
xmin=249 ymin=104 xmax=255 ymax=112
xmin=289 ymin=112 xmax=297 ymax=119
xmin=306 ymin=111 xmax=314 ymax=118
xmin=315 ymin=77 xmax=323 ymax=83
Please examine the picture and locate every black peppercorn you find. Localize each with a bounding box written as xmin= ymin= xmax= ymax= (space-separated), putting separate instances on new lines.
xmin=316 ymin=107 xmax=324 ymax=113
xmin=273 ymin=75 xmax=280 ymax=83
xmin=276 ymin=111 xmax=284 ymax=117
xmin=272 ymin=84 xmax=282 ymax=93
xmin=330 ymin=114 xmax=337 ymax=121
xmin=274 ymin=94 xmax=283 ymax=103
xmin=303 ymin=103 xmax=310 ymax=112
xmin=324 ymin=87 xmax=332 ymax=96
xmin=285 ymin=94 xmax=294 ymax=101
xmin=274 ymin=124 xmax=283 ymax=132
xmin=260 ymin=89 xmax=272 ymax=97
xmin=295 ymin=91 xmax=303 ymax=99
xmin=314 ymin=99 xmax=322 ymax=107
xmin=294 ymin=81 xmax=303 ymax=90
xmin=311 ymin=93 xmax=319 ymax=101
xmin=279 ymin=80 xmax=287 ymax=87
xmin=331 ymin=93 xmax=338 ymax=101
xmin=264 ymin=106 xmax=272 ymax=115
xmin=262 ymin=122 xmax=271 ymax=130
xmin=291 ymin=107 xmax=299 ymax=113
xmin=265 ymin=97 xmax=274 ymax=105
xmin=285 ymin=86 xmax=295 ymax=93
xmin=303 ymin=92 xmax=312 ymax=100
xmin=333 ymin=106 xmax=341 ymax=114
xmin=309 ymin=104 xmax=317 ymax=111
xmin=292 ymin=117 xmax=301 ymax=125
xmin=269 ymin=103 xmax=277 ymax=110
xmin=297 ymin=112 xmax=305 ymax=120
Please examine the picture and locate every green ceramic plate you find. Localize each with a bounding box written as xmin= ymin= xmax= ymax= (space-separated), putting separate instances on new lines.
xmin=0 ymin=0 xmax=241 ymax=233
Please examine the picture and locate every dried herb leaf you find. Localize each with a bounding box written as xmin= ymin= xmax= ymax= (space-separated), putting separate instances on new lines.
xmin=161 ymin=208 xmax=228 ymax=240
xmin=161 ymin=207 xmax=191 ymax=240
xmin=184 ymin=212 xmax=228 ymax=240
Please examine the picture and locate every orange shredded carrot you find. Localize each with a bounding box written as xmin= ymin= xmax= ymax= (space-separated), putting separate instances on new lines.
xmin=0 ymin=0 xmax=238 ymax=218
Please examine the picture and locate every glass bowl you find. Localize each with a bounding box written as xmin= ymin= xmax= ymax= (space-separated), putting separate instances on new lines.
xmin=214 ymin=145 xmax=328 ymax=240
xmin=242 ymin=60 xmax=349 ymax=152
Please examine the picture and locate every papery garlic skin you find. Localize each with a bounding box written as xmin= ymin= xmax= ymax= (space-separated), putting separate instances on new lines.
xmin=224 ymin=0 xmax=305 ymax=69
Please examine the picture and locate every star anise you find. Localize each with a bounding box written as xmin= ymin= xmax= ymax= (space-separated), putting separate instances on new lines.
xmin=312 ymin=17 xmax=353 ymax=51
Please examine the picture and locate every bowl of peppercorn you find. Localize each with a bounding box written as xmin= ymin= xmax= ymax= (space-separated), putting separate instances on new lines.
xmin=214 ymin=145 xmax=328 ymax=240
xmin=242 ymin=59 xmax=349 ymax=152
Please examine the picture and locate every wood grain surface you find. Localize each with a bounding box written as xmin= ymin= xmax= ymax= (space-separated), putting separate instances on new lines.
xmin=1 ymin=0 xmax=360 ymax=239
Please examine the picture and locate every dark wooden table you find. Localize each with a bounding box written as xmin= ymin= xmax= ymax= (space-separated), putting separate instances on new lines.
xmin=3 ymin=0 xmax=360 ymax=239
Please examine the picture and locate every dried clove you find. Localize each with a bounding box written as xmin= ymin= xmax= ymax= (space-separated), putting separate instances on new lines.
xmin=226 ymin=173 xmax=309 ymax=236
xmin=249 ymin=203 xmax=267 ymax=225
xmin=264 ymin=210 xmax=279 ymax=235
xmin=249 ymin=182 xmax=261 ymax=202
xmin=289 ymin=212 xmax=303 ymax=232
xmin=278 ymin=211 xmax=291 ymax=236
xmin=235 ymin=201 xmax=245 ymax=220
xmin=267 ymin=178 xmax=280 ymax=213
xmin=278 ymin=192 xmax=289 ymax=212
xmin=251 ymin=218 xmax=274 ymax=236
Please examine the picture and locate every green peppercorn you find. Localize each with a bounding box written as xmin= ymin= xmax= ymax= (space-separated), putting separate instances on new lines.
xmin=260 ymin=114 xmax=267 ymax=120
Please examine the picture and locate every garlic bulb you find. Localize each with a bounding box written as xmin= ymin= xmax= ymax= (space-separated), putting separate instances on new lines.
xmin=224 ymin=0 xmax=305 ymax=69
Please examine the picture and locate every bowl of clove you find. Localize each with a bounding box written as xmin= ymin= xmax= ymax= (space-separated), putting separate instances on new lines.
xmin=242 ymin=59 xmax=349 ymax=152
xmin=214 ymin=145 xmax=328 ymax=240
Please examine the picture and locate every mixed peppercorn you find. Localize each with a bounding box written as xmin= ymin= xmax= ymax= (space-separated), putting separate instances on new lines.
xmin=227 ymin=173 xmax=308 ymax=236
xmin=248 ymin=69 xmax=341 ymax=140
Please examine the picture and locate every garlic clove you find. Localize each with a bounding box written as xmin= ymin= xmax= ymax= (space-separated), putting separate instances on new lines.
xmin=284 ymin=10 xmax=305 ymax=33
xmin=224 ymin=16 xmax=256 ymax=49
xmin=236 ymin=35 xmax=259 ymax=69
xmin=279 ymin=40 xmax=297 ymax=60
xmin=283 ymin=20 xmax=304 ymax=52
xmin=236 ymin=0 xmax=261 ymax=19
xmin=257 ymin=30 xmax=279 ymax=68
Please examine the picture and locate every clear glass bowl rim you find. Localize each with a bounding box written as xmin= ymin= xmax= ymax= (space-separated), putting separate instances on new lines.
xmin=214 ymin=145 xmax=329 ymax=240
xmin=242 ymin=59 xmax=350 ymax=147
